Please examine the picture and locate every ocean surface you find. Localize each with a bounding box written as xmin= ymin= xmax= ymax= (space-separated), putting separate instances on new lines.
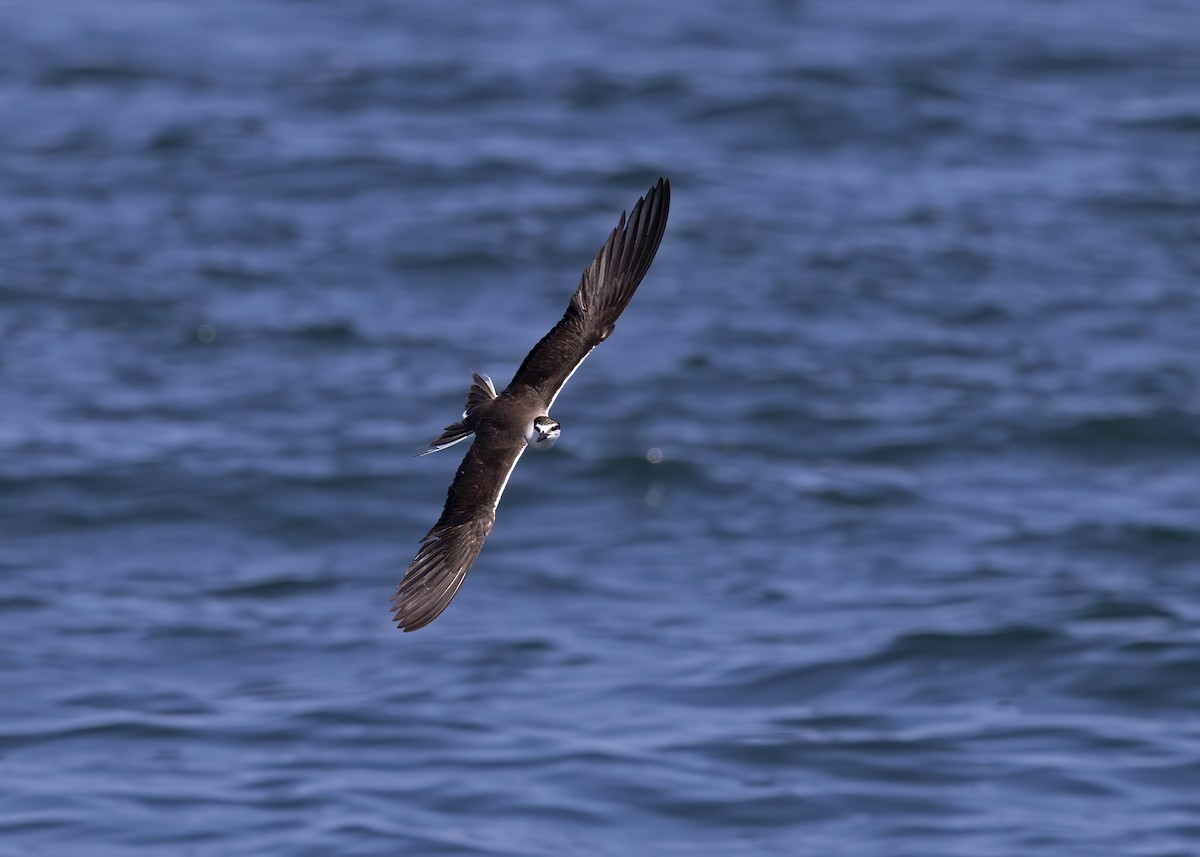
xmin=2 ymin=1 xmax=1199 ymax=854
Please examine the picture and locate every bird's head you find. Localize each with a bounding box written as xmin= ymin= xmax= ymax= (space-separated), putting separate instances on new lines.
xmin=527 ymin=416 xmax=561 ymax=450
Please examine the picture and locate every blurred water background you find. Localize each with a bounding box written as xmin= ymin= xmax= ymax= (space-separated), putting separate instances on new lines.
xmin=2 ymin=1 xmax=1199 ymax=854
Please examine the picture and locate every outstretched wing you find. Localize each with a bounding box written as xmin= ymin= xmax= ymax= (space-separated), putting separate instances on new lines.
xmin=391 ymin=437 xmax=526 ymax=631
xmin=508 ymin=177 xmax=670 ymax=410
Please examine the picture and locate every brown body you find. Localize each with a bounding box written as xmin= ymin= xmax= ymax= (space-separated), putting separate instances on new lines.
xmin=392 ymin=178 xmax=671 ymax=631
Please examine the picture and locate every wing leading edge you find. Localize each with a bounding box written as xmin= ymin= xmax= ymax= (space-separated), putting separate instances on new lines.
xmin=392 ymin=178 xmax=670 ymax=631
xmin=391 ymin=437 xmax=526 ymax=631
xmin=508 ymin=177 xmax=670 ymax=410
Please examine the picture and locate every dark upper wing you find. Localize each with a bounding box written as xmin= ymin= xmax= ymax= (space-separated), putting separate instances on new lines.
xmin=507 ymin=177 xmax=670 ymax=410
xmin=391 ymin=436 xmax=526 ymax=631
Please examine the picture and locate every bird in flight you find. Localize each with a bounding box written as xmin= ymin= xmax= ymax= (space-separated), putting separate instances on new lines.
xmin=392 ymin=178 xmax=671 ymax=631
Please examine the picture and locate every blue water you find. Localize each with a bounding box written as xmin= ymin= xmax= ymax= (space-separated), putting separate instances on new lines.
xmin=3 ymin=1 xmax=1200 ymax=854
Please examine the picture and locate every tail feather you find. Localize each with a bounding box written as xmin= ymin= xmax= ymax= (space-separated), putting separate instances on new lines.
xmin=417 ymin=422 xmax=471 ymax=457
xmin=416 ymin=371 xmax=499 ymax=457
xmin=465 ymin=371 xmax=497 ymax=419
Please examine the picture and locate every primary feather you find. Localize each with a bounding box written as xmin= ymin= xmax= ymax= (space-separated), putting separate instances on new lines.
xmin=391 ymin=178 xmax=671 ymax=631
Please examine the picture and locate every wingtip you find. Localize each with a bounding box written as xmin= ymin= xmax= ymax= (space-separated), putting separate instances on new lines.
xmin=393 ymin=609 xmax=430 ymax=632
xmin=633 ymin=176 xmax=670 ymax=229
xmin=389 ymin=597 xmax=418 ymax=631
xmin=625 ymin=177 xmax=668 ymax=221
xmin=390 ymin=599 xmax=421 ymax=631
xmin=652 ymin=176 xmax=669 ymax=210
xmin=389 ymin=583 xmax=421 ymax=631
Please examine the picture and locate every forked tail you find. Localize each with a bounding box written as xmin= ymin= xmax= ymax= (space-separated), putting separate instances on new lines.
xmin=416 ymin=372 xmax=497 ymax=456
